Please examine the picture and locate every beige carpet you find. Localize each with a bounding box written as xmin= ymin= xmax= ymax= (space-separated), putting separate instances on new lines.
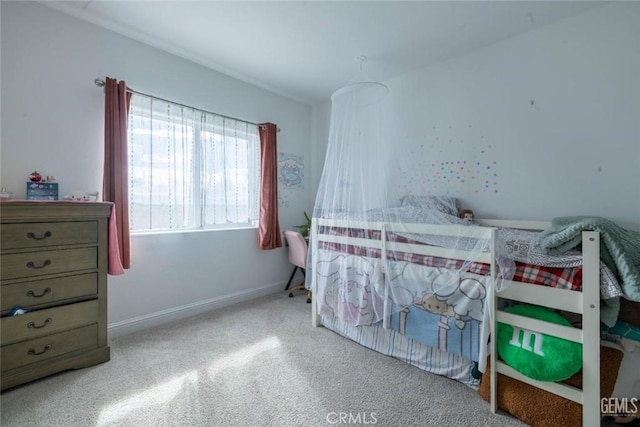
xmin=1 ymin=292 xmax=526 ymax=427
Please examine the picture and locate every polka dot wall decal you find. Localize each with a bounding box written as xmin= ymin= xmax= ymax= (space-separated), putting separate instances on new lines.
xmin=396 ymin=126 xmax=500 ymax=196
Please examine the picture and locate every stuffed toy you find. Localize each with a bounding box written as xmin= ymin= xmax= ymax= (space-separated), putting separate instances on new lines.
xmin=497 ymin=304 xmax=582 ymax=382
xmin=458 ymin=209 xmax=474 ymax=223
xmin=63 ymin=191 xmax=99 ymax=202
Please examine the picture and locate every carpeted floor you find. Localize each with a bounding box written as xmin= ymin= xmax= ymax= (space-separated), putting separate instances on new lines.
xmin=1 ymin=292 xmax=527 ymax=427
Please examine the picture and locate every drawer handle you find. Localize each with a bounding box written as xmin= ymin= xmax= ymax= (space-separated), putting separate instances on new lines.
xmin=26 ymin=260 xmax=52 ymax=269
xmin=27 ymin=288 xmax=52 ymax=298
xmin=26 ymin=231 xmax=52 ymax=240
xmin=28 ymin=344 xmax=52 ymax=356
xmin=27 ymin=318 xmax=52 ymax=329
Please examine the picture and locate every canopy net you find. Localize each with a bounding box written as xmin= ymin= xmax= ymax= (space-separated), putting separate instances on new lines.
xmin=303 ymin=64 xmax=623 ymax=374
xmin=306 ymin=73 xmax=509 ymax=345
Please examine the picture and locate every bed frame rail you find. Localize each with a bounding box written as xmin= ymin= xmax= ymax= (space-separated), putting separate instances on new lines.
xmin=490 ymin=230 xmax=601 ymax=427
xmin=310 ymin=217 xmax=495 ymax=326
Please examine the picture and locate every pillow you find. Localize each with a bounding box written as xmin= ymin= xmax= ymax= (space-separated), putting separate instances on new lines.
xmin=497 ymin=304 xmax=582 ymax=382
xmin=399 ymin=195 xmax=459 ymax=216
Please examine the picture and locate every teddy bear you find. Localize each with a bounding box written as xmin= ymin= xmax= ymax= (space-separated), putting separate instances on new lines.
xmin=63 ymin=191 xmax=99 ymax=202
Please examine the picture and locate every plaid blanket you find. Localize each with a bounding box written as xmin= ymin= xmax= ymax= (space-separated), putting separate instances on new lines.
xmin=318 ymin=225 xmax=622 ymax=298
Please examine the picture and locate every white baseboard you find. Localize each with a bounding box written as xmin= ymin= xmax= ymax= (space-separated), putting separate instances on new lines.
xmin=107 ymin=282 xmax=285 ymax=338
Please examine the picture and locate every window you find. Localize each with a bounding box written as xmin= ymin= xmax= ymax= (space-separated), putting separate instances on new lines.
xmin=128 ymin=94 xmax=261 ymax=232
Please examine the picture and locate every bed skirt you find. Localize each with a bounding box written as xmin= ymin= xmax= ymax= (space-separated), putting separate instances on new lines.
xmin=321 ymin=313 xmax=481 ymax=389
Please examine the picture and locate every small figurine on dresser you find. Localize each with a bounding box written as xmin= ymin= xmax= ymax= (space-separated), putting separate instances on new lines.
xmin=28 ymin=171 xmax=42 ymax=182
xmin=458 ymin=209 xmax=474 ymax=223
xmin=63 ymin=191 xmax=99 ymax=202
xmin=0 ymin=187 xmax=12 ymax=200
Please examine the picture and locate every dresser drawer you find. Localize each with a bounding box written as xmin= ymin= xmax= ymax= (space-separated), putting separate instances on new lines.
xmin=1 ymin=221 xmax=98 ymax=250
xmin=1 ymin=247 xmax=97 ymax=281
xmin=1 ymin=273 xmax=98 ymax=312
xmin=1 ymin=300 xmax=99 ymax=345
xmin=1 ymin=324 xmax=98 ymax=371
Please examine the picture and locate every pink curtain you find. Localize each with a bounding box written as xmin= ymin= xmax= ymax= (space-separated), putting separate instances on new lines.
xmin=103 ymin=77 xmax=132 ymax=269
xmin=258 ymin=123 xmax=282 ymax=249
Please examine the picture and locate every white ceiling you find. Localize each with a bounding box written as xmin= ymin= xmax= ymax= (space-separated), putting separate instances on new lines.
xmin=44 ymin=1 xmax=604 ymax=105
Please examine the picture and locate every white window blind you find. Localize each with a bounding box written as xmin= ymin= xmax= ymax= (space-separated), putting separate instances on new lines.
xmin=128 ymin=94 xmax=260 ymax=232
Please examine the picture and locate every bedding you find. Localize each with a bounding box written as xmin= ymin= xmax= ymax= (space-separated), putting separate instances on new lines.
xmin=387 ymin=265 xmax=490 ymax=364
xmin=320 ymin=311 xmax=482 ymax=388
xmin=540 ymin=216 xmax=640 ymax=302
xmin=318 ymin=231 xmax=616 ymax=293
xmin=312 ymin=213 xmax=495 ymax=373
xmin=316 ymin=216 xmax=622 ymax=298
xmin=312 ymin=212 xmax=622 ymax=389
xmin=315 ymin=216 xmax=622 ymax=330
xmin=399 ymin=195 xmax=460 ymax=216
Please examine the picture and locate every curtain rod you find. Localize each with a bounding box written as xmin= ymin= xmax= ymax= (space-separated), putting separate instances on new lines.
xmin=94 ymin=78 xmax=279 ymax=132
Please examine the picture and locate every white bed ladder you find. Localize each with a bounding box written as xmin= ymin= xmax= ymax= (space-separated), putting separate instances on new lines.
xmin=489 ymin=230 xmax=601 ymax=427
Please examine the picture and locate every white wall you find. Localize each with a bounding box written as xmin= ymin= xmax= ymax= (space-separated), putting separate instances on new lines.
xmin=310 ymin=101 xmax=331 ymax=195
xmin=387 ymin=2 xmax=640 ymax=230
xmin=312 ymin=2 xmax=640 ymax=230
xmin=1 ymin=1 xmax=314 ymax=335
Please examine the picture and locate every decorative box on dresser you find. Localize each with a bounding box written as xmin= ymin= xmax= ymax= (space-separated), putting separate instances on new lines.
xmin=1 ymin=202 xmax=111 ymax=391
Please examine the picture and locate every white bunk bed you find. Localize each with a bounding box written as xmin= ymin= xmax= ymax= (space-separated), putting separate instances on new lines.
xmin=309 ymin=217 xmax=603 ymax=427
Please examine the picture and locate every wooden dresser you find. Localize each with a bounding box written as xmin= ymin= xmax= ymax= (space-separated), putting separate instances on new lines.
xmin=1 ymin=202 xmax=111 ymax=391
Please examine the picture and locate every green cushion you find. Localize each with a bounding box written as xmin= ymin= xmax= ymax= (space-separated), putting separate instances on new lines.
xmin=497 ymin=304 xmax=582 ymax=382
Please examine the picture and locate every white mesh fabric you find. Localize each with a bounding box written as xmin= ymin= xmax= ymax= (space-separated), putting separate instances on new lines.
xmin=308 ymin=82 xmax=493 ymax=330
